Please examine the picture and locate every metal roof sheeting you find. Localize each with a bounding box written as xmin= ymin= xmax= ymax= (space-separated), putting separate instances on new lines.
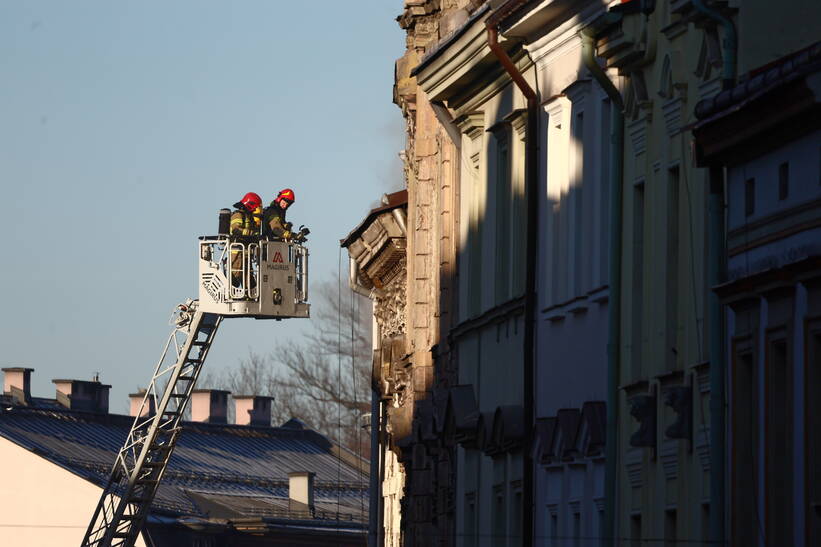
xmin=0 ymin=406 xmax=368 ymax=522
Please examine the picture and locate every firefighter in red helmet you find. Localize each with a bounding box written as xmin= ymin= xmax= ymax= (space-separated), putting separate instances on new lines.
xmin=263 ymin=188 xmax=296 ymax=239
xmin=230 ymin=192 xmax=263 ymax=236
xmin=229 ymin=192 xmax=263 ymax=290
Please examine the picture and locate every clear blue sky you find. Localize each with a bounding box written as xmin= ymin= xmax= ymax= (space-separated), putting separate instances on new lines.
xmin=0 ymin=1 xmax=405 ymax=411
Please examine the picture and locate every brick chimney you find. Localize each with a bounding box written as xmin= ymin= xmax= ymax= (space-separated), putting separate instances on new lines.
xmin=233 ymin=395 xmax=273 ymax=427
xmin=2 ymin=367 xmax=33 ymax=405
xmin=53 ymin=378 xmax=111 ymax=413
xmin=190 ymin=389 xmax=229 ymax=424
xmin=129 ymin=389 xmax=156 ymax=417
xmin=288 ymin=471 xmax=315 ymax=514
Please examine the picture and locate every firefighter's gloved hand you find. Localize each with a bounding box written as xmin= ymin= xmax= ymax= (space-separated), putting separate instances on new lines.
xmin=294 ymin=226 xmax=310 ymax=243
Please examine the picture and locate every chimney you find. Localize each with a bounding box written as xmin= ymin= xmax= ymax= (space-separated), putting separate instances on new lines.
xmin=129 ymin=389 xmax=156 ymax=417
xmin=288 ymin=471 xmax=315 ymax=514
xmin=233 ymin=395 xmax=273 ymax=427
xmin=3 ymin=367 xmax=33 ymax=405
xmin=53 ymin=378 xmax=111 ymax=413
xmin=191 ymin=389 xmax=229 ymax=424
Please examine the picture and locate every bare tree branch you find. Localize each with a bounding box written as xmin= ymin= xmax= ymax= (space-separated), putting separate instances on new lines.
xmin=203 ymin=277 xmax=372 ymax=456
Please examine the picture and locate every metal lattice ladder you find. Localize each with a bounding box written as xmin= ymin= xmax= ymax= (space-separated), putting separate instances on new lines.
xmin=81 ymin=301 xmax=221 ymax=547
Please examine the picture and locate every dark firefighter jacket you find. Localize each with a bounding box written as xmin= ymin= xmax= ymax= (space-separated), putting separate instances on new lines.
xmin=262 ymin=203 xmax=291 ymax=239
xmin=230 ymin=206 xmax=262 ymax=237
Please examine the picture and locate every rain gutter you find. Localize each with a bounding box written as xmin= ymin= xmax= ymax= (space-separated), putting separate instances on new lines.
xmin=486 ymin=3 xmax=538 ymax=544
xmin=581 ymin=17 xmax=624 ymax=547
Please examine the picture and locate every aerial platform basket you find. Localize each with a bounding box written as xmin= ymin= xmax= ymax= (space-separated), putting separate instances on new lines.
xmin=198 ymin=236 xmax=310 ymax=319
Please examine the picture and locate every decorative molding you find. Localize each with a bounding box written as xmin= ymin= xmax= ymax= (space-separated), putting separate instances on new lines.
xmin=456 ymin=112 xmax=485 ymax=140
xmin=562 ymin=78 xmax=592 ymax=105
xmin=698 ymin=77 xmax=723 ymax=101
xmin=504 ymin=108 xmax=528 ymax=139
xmin=546 ymin=100 xmax=564 ymax=129
xmin=659 ymin=439 xmax=679 ymax=481
xmin=662 ymin=97 xmax=685 ymax=137
xmin=695 ymin=425 xmax=711 ymax=472
xmin=628 ymin=116 xmax=650 ymax=157
xmin=625 ymin=448 xmax=643 ymax=488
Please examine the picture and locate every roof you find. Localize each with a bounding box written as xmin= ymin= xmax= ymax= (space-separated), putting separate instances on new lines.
xmin=340 ymin=189 xmax=407 ymax=248
xmin=695 ymin=41 xmax=821 ymax=122
xmin=0 ymin=405 xmax=368 ymax=527
xmin=412 ymin=3 xmax=492 ymax=77
xmin=693 ymin=41 xmax=821 ymax=165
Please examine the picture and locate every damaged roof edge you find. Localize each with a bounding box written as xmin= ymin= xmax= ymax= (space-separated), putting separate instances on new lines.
xmin=411 ymin=3 xmax=491 ymax=78
xmin=340 ymin=189 xmax=408 ymax=249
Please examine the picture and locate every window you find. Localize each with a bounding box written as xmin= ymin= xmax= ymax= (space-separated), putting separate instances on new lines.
xmin=630 ymin=514 xmax=642 ymax=547
xmin=664 ymin=509 xmax=677 ymax=547
xmin=465 ymin=492 xmax=477 ymax=547
xmin=510 ymin=487 xmax=522 ymax=543
xmin=599 ymin=98 xmax=612 ymax=287
xmin=766 ymin=333 xmax=793 ymax=546
xmin=807 ymin=319 xmax=821 ymax=545
xmin=493 ymin=485 xmax=506 ymax=547
xmin=666 ymin=166 xmax=680 ymax=371
xmin=572 ymin=511 xmax=581 ymax=547
xmin=778 ymin=161 xmax=789 ymax=200
xmin=571 ymin=111 xmax=585 ymax=296
xmin=468 ymin=143 xmax=483 ymax=317
xmin=495 ymin=132 xmax=511 ymax=304
xmin=631 ymin=181 xmax=645 ymax=380
xmin=701 ymin=503 xmax=710 ymax=546
xmin=549 ymin=508 xmax=559 ymax=547
xmin=745 ymin=177 xmax=756 ymax=217
xmin=731 ymin=338 xmax=758 ymax=547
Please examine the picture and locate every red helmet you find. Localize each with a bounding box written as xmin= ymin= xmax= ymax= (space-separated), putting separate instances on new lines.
xmin=239 ymin=192 xmax=262 ymax=211
xmin=277 ymin=188 xmax=295 ymax=204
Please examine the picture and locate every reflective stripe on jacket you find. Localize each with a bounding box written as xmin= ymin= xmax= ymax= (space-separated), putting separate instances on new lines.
xmin=230 ymin=207 xmax=261 ymax=236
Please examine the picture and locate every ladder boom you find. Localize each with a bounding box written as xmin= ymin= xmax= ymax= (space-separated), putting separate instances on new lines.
xmin=81 ymin=303 xmax=221 ymax=547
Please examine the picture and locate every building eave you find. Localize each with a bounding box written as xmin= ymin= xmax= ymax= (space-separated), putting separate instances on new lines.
xmin=415 ymin=7 xmax=520 ymax=103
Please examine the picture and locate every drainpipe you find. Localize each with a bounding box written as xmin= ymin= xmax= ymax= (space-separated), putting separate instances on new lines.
xmin=377 ymin=398 xmax=388 ymax=547
xmin=691 ymin=0 xmax=737 ymax=90
xmin=349 ymin=257 xmax=384 ymax=300
xmin=706 ymin=166 xmax=727 ymax=545
xmin=368 ymin=388 xmax=379 ymax=547
xmin=485 ymin=5 xmax=538 ymax=544
xmin=581 ymin=25 xmax=624 ymax=547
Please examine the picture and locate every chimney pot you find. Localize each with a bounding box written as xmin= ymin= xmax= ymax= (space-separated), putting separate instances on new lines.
xmin=52 ymin=378 xmax=111 ymax=413
xmin=191 ymin=390 xmax=230 ymax=424
xmin=233 ymin=395 xmax=274 ymax=426
xmin=2 ymin=367 xmax=33 ymax=405
xmin=288 ymin=471 xmax=315 ymax=513
xmin=129 ymin=389 xmax=156 ymax=417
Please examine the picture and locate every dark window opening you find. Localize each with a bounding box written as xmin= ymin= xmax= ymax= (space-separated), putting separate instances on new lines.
xmin=745 ymin=178 xmax=756 ymax=217
xmin=778 ymin=162 xmax=789 ymax=200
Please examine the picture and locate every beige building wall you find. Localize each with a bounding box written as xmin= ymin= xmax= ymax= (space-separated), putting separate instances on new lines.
xmin=0 ymin=437 xmax=146 ymax=547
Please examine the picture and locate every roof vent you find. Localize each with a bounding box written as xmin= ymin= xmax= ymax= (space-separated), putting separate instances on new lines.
xmin=190 ymin=389 xmax=229 ymax=424
xmin=233 ymin=395 xmax=273 ymax=427
xmin=288 ymin=471 xmax=315 ymax=514
xmin=2 ymin=367 xmax=33 ymax=405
